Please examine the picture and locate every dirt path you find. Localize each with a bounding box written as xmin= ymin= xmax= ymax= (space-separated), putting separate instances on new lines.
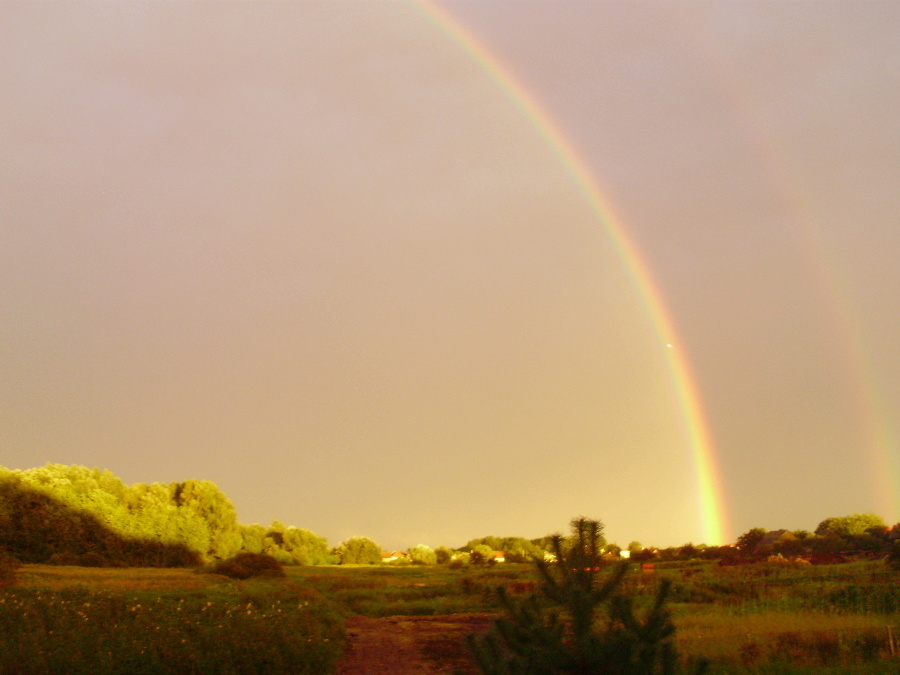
xmin=335 ymin=614 xmax=496 ymax=674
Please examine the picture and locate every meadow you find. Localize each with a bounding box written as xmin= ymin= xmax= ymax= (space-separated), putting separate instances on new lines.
xmin=1 ymin=559 xmax=898 ymax=673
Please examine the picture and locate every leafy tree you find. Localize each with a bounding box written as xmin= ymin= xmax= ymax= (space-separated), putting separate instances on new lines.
xmin=281 ymin=527 xmax=331 ymax=565
xmin=407 ymin=544 xmax=437 ymax=565
xmin=735 ymin=527 xmax=766 ymax=555
xmin=169 ymin=480 xmax=242 ymax=560
xmin=678 ymin=543 xmax=698 ymax=560
xmin=450 ymin=552 xmax=470 ymax=568
xmin=239 ymin=523 xmax=267 ymax=554
xmin=469 ymin=518 xmax=706 ymax=674
xmin=466 ymin=536 xmax=544 ymax=562
xmin=334 ymin=536 xmax=382 ymax=565
xmin=815 ymin=513 xmax=886 ymax=538
xmin=434 ymin=546 xmax=453 ymax=564
xmin=470 ymin=544 xmax=495 ymax=565
xmin=772 ymin=531 xmax=806 ymax=556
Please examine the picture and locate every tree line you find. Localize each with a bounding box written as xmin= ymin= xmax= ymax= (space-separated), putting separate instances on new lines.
xmin=2 ymin=464 xmax=897 ymax=568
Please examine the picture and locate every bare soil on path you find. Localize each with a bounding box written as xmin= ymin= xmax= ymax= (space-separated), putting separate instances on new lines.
xmin=335 ymin=613 xmax=496 ymax=674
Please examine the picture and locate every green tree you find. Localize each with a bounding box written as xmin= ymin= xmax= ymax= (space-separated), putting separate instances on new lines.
xmin=239 ymin=524 xmax=267 ymax=554
xmin=470 ymin=544 xmax=495 ymax=565
xmin=735 ymin=527 xmax=766 ymax=555
xmin=334 ymin=536 xmax=382 ymax=565
xmin=407 ymin=544 xmax=437 ymax=565
xmin=434 ymin=546 xmax=453 ymax=564
xmin=281 ymin=527 xmax=331 ymax=565
xmin=815 ymin=513 xmax=886 ymax=537
xmin=469 ymin=518 xmax=706 ymax=674
xmin=678 ymin=543 xmax=698 ymax=560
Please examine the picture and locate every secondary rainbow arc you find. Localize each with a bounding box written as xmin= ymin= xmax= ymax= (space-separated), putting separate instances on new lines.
xmin=414 ymin=1 xmax=731 ymax=545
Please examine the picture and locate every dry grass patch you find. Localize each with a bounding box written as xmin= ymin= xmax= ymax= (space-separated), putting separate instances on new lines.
xmin=14 ymin=564 xmax=219 ymax=593
xmin=674 ymin=609 xmax=900 ymax=666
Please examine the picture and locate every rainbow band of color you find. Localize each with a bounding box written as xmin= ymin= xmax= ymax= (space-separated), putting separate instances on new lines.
xmin=415 ymin=0 xmax=730 ymax=545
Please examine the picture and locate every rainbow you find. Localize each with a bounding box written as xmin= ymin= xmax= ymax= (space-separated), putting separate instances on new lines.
xmin=413 ymin=1 xmax=731 ymax=545
xmin=680 ymin=11 xmax=899 ymax=524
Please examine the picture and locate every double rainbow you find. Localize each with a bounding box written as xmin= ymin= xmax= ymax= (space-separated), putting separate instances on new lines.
xmin=414 ymin=1 xmax=731 ymax=545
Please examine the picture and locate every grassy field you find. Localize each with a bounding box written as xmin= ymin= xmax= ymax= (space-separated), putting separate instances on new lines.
xmin=2 ymin=560 xmax=899 ymax=673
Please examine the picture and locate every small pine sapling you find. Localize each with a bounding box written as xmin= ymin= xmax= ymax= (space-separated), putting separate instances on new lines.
xmin=469 ymin=517 xmax=707 ymax=674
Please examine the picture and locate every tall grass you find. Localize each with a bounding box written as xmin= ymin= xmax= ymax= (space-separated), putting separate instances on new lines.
xmin=0 ymin=582 xmax=344 ymax=674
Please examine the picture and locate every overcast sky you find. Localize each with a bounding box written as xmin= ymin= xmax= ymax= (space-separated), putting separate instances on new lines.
xmin=2 ymin=1 xmax=897 ymax=550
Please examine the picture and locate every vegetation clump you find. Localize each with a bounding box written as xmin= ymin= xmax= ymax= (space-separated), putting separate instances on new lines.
xmin=209 ymin=552 xmax=285 ymax=579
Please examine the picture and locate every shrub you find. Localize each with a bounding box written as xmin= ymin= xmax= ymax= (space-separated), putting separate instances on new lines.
xmin=211 ymin=552 xmax=285 ymax=580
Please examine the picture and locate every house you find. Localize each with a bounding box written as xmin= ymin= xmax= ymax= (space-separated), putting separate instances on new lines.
xmin=380 ymin=551 xmax=408 ymax=563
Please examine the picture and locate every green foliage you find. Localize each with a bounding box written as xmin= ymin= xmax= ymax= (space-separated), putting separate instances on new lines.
xmin=334 ymin=536 xmax=382 ymax=564
xmin=0 ymin=464 xmax=331 ymax=567
xmin=470 ymin=517 xmax=707 ymax=675
xmin=435 ymin=546 xmax=453 ymax=564
xmin=451 ymin=552 xmax=470 ymax=568
xmin=466 ymin=536 xmax=545 ymax=562
xmin=209 ymin=552 xmax=285 ymax=580
xmin=470 ymin=544 xmax=496 ymax=566
xmin=736 ymin=528 xmax=766 ymax=555
xmin=0 ymin=475 xmax=202 ymax=567
xmin=407 ymin=544 xmax=437 ymax=565
xmin=815 ymin=514 xmax=886 ymax=538
xmin=278 ymin=527 xmax=332 ymax=565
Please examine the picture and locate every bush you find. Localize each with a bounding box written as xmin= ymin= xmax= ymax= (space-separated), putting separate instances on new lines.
xmin=210 ymin=552 xmax=285 ymax=580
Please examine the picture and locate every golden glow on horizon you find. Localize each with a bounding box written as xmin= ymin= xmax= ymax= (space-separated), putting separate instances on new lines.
xmin=414 ymin=0 xmax=731 ymax=545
